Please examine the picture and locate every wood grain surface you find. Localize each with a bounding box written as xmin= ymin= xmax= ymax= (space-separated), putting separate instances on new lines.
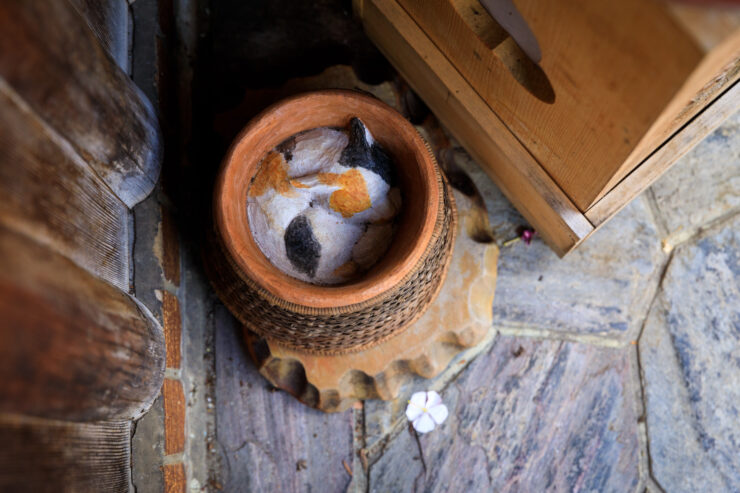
xmin=0 ymin=416 xmax=131 ymax=493
xmin=356 ymin=0 xmax=593 ymax=256
xmin=0 ymin=86 xmax=131 ymax=291
xmin=613 ymin=28 xmax=740 ymax=200
xmin=0 ymin=2 xmax=164 ymax=491
xmin=356 ymin=0 xmax=739 ymax=255
xmin=0 ymin=226 xmax=165 ymax=422
xmin=669 ymin=2 xmax=740 ymax=51
xmin=70 ymin=0 xmax=131 ymax=72
xmin=586 ymin=80 xmax=740 ymax=227
xmin=396 ymin=0 xmax=704 ymax=210
xmin=0 ymin=0 xmax=161 ymax=208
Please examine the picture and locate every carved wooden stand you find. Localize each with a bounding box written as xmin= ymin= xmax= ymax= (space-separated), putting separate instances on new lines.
xmin=244 ymin=188 xmax=498 ymax=412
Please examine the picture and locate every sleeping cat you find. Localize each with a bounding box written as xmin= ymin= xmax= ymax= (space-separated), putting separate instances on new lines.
xmin=247 ymin=118 xmax=402 ymax=285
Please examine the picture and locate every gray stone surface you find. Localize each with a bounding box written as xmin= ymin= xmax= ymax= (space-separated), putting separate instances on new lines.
xmin=640 ymin=214 xmax=740 ymax=492
xmin=454 ymin=147 xmax=667 ymax=342
xmin=180 ymin=244 xmax=214 ymax=493
xmin=131 ymin=394 xmax=165 ymax=493
xmin=369 ymin=335 xmax=642 ymax=493
xmin=132 ymin=192 xmax=164 ymax=321
xmin=650 ymin=111 xmax=740 ymax=241
xmin=130 ymin=171 xmax=165 ymax=493
xmin=363 ymin=328 xmax=497 ymax=457
xmin=214 ymin=305 xmax=354 ymax=492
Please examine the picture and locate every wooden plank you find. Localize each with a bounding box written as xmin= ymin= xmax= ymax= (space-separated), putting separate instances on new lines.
xmin=70 ymin=0 xmax=131 ymax=72
xmin=356 ymin=0 xmax=593 ymax=256
xmin=613 ymin=28 xmax=740 ymax=200
xmin=0 ymin=0 xmax=161 ymax=208
xmin=0 ymin=84 xmax=130 ymax=291
xmin=0 ymin=226 xmax=165 ymax=422
xmin=0 ymin=416 xmax=131 ymax=493
xmin=586 ymin=80 xmax=740 ymax=227
xmin=669 ymin=3 xmax=740 ymax=52
xmin=395 ymin=0 xmax=704 ymax=210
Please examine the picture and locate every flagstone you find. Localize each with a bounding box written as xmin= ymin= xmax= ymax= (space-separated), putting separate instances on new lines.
xmin=649 ymin=111 xmax=740 ymax=241
xmin=369 ymin=335 xmax=642 ymax=492
xmin=452 ymin=149 xmax=666 ymax=342
xmin=640 ymin=214 xmax=740 ymax=492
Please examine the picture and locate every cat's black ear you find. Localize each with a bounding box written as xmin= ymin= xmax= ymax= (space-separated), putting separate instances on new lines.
xmin=349 ymin=117 xmax=370 ymax=149
xmin=340 ymin=117 xmax=395 ymax=185
xmin=276 ymin=135 xmax=296 ymax=161
xmin=284 ymin=215 xmax=321 ymax=278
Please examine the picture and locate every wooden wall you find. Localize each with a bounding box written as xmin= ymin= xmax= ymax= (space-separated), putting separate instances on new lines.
xmin=0 ymin=1 xmax=164 ymax=491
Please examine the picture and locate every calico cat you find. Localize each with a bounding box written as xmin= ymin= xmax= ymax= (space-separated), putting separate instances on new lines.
xmin=247 ymin=118 xmax=402 ymax=285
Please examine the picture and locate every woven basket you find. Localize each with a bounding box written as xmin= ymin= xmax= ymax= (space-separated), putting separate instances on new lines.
xmin=207 ymin=90 xmax=457 ymax=355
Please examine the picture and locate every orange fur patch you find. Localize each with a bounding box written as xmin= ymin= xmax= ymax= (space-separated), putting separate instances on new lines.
xmin=333 ymin=260 xmax=359 ymax=278
xmin=318 ymin=169 xmax=371 ymax=218
xmin=249 ymin=151 xmax=296 ymax=197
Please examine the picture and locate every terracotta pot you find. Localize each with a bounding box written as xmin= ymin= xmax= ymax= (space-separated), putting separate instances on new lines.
xmin=210 ymin=90 xmax=456 ymax=354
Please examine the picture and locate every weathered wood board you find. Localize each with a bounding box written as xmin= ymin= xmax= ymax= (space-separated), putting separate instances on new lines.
xmin=0 ymin=88 xmax=131 ymax=291
xmin=0 ymin=416 xmax=132 ymax=493
xmin=0 ymin=0 xmax=160 ymax=208
xmin=0 ymin=226 xmax=165 ymax=422
xmin=0 ymin=2 xmax=165 ymax=491
xmin=70 ymin=0 xmax=131 ymax=72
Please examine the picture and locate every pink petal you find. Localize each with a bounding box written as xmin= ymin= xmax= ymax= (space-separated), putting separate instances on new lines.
xmin=428 ymin=403 xmax=449 ymax=425
xmin=413 ymin=413 xmax=436 ymax=433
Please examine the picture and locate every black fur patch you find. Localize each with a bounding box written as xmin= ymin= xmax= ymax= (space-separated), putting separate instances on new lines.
xmin=276 ymin=136 xmax=296 ymax=161
xmin=339 ymin=117 xmax=395 ymax=185
xmin=284 ymin=215 xmax=321 ymax=278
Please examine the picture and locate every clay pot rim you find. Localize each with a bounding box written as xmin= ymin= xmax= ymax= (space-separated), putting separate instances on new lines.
xmin=214 ymin=89 xmax=439 ymax=309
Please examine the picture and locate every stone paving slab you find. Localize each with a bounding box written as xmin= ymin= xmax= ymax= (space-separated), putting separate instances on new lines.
xmin=131 ymin=394 xmax=165 ymax=493
xmin=452 ymin=147 xmax=667 ymax=342
xmin=362 ymin=328 xmax=497 ymax=458
xmin=368 ymin=335 xmax=643 ymax=492
xmin=214 ymin=305 xmax=354 ymax=492
xmin=640 ymin=213 xmax=740 ymax=493
xmin=649 ymin=111 xmax=740 ymax=246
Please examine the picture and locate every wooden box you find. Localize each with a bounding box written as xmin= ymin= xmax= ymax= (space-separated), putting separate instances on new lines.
xmin=354 ymin=0 xmax=740 ymax=255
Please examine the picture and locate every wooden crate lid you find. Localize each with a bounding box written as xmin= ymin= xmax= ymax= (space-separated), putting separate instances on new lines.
xmin=394 ymin=0 xmax=739 ymax=210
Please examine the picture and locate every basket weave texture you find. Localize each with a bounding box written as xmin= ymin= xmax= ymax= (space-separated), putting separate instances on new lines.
xmin=207 ymin=159 xmax=457 ymax=355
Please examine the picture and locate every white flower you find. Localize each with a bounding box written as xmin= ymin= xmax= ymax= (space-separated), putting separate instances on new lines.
xmin=405 ymin=391 xmax=449 ymax=433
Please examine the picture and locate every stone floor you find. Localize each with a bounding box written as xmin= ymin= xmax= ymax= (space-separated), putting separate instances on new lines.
xmin=126 ymin=2 xmax=740 ymax=491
